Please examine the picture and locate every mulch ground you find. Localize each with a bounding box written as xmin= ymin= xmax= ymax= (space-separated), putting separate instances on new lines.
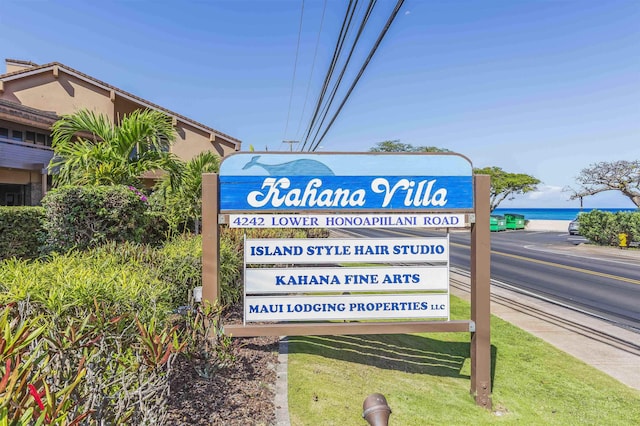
xmin=166 ymin=307 xmax=281 ymax=425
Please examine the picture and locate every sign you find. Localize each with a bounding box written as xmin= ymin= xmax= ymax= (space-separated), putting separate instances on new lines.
xmin=202 ymin=154 xmax=492 ymax=408
xmin=244 ymin=236 xmax=450 ymax=322
xmin=245 ymin=266 xmax=449 ymax=293
xmin=244 ymin=237 xmax=449 ymax=264
xmin=228 ymin=213 xmax=466 ymax=228
xmin=245 ymin=294 xmax=450 ymax=321
xmin=219 ymin=153 xmax=473 ymax=211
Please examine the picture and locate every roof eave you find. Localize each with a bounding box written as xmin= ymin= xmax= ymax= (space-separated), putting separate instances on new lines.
xmin=1 ymin=62 xmax=242 ymax=150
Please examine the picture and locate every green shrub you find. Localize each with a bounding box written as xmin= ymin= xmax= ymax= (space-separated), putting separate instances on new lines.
xmin=81 ymin=236 xmax=240 ymax=308
xmin=0 ymin=247 xmax=186 ymax=423
xmin=614 ymin=210 xmax=640 ymax=242
xmin=147 ymin=189 xmax=196 ymax=236
xmin=578 ymin=210 xmax=640 ymax=245
xmin=0 ymin=206 xmax=45 ymax=260
xmin=155 ymin=236 xmax=204 ymax=307
xmin=147 ymin=235 xmax=240 ymax=307
xmin=41 ymin=185 xmax=151 ymax=253
xmin=0 ymin=249 xmax=172 ymax=321
xmin=219 ymin=236 xmax=242 ymax=305
xmin=2 ymin=223 xmax=335 ymax=423
xmin=0 ymin=224 xmax=331 ymax=422
xmin=143 ymin=210 xmax=171 ymax=245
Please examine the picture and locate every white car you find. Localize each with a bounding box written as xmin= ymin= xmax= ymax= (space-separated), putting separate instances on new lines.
xmin=568 ymin=219 xmax=580 ymax=235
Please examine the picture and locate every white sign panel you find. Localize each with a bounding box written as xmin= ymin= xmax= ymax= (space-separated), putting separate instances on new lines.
xmin=245 ymin=266 xmax=449 ymax=294
xmin=245 ymin=294 xmax=450 ymax=322
xmin=244 ymin=237 xmax=449 ymax=264
xmin=229 ymin=214 xmax=466 ymax=228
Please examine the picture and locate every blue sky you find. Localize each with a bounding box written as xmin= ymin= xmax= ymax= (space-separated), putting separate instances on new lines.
xmin=2 ymin=0 xmax=638 ymax=208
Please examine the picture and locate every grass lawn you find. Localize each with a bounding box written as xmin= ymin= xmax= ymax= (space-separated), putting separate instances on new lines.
xmin=287 ymin=295 xmax=640 ymax=425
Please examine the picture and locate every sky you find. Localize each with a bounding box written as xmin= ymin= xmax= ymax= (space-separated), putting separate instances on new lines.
xmin=2 ymin=0 xmax=639 ymax=208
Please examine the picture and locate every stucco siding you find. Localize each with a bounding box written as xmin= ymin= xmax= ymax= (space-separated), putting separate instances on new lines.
xmin=2 ymin=73 xmax=114 ymax=120
xmin=172 ymin=122 xmax=223 ymax=160
xmin=113 ymin=96 xmax=140 ymax=121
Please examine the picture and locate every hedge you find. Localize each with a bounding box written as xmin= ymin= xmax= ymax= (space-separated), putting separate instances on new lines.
xmin=0 ymin=206 xmax=45 ymax=260
xmin=41 ymin=185 xmax=155 ymax=253
xmin=577 ymin=210 xmax=640 ymax=246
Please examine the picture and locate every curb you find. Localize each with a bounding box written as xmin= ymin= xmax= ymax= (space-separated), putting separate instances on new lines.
xmin=275 ymin=337 xmax=290 ymax=425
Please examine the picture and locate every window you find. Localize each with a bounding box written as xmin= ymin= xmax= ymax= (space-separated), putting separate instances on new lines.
xmin=11 ymin=130 xmax=23 ymax=142
xmin=0 ymin=127 xmax=7 ymax=138
xmin=36 ymin=133 xmax=46 ymax=145
xmin=26 ymin=131 xmax=36 ymax=144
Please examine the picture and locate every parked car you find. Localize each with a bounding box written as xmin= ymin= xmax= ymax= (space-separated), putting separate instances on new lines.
xmin=568 ymin=218 xmax=580 ymax=235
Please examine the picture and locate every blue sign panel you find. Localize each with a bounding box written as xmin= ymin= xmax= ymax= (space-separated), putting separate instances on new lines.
xmin=219 ymin=153 xmax=473 ymax=212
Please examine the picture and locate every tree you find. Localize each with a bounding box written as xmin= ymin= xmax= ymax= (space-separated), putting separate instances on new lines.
xmin=154 ymin=151 xmax=221 ymax=234
xmin=367 ymin=141 xmax=539 ymax=211
xmin=49 ymin=109 xmax=180 ymax=187
xmin=474 ymin=166 xmax=540 ymax=212
xmin=369 ymin=140 xmax=450 ymax=153
xmin=570 ymin=160 xmax=640 ymax=207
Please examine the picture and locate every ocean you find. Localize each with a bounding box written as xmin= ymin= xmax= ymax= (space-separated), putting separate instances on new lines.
xmin=492 ymin=208 xmax=638 ymax=221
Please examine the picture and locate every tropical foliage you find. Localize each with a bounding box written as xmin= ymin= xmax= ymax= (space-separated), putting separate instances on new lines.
xmin=0 ymin=234 xmax=240 ymax=424
xmin=153 ymin=151 xmax=221 ymax=234
xmin=49 ymin=109 xmax=180 ymax=187
xmin=0 ymin=108 xmax=337 ymax=422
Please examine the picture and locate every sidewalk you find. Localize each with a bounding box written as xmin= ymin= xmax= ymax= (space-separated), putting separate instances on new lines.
xmin=549 ymin=241 xmax=640 ymax=262
xmin=525 ymin=219 xmax=571 ymax=232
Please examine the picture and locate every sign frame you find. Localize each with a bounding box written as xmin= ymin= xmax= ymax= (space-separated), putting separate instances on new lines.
xmin=202 ymin=151 xmax=492 ymax=409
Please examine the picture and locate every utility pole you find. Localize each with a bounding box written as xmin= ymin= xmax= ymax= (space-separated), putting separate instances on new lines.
xmin=282 ymin=140 xmax=299 ymax=152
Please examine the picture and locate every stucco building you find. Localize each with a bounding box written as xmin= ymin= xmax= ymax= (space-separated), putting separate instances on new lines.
xmin=0 ymin=58 xmax=241 ymax=206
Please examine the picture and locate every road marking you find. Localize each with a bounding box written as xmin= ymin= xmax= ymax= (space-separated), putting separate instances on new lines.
xmin=336 ymin=229 xmax=640 ymax=286
xmin=471 ymin=245 xmax=640 ymax=286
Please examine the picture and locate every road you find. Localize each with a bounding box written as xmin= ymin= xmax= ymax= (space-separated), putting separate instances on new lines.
xmin=336 ymin=227 xmax=640 ymax=332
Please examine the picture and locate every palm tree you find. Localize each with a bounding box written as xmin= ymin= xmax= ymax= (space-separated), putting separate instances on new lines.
xmin=49 ymin=109 xmax=180 ymax=187
xmin=155 ymin=151 xmax=221 ymax=234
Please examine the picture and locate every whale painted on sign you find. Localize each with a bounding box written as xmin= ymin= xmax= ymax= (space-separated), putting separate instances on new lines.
xmin=242 ymin=155 xmax=335 ymax=176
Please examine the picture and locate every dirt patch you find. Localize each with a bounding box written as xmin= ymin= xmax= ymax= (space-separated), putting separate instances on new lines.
xmin=167 ymin=304 xmax=281 ymax=425
xmin=167 ymin=334 xmax=280 ymax=425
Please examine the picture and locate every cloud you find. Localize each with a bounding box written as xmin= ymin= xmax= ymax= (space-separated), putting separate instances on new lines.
xmin=526 ymin=185 xmax=564 ymax=200
xmin=405 ymin=10 xmax=411 ymax=15
xmin=500 ymin=184 xmax=576 ymax=208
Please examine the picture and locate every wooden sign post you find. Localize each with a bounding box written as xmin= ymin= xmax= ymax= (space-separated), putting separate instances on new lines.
xmin=202 ymin=152 xmax=491 ymax=408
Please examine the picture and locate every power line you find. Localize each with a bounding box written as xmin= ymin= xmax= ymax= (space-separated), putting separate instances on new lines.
xmin=294 ymin=0 xmax=328 ymax=142
xmin=299 ymin=0 xmax=358 ymax=151
xmin=310 ymin=0 xmax=405 ymax=152
xmin=305 ymin=0 xmax=377 ymax=151
xmin=282 ymin=0 xmax=306 ymax=142
xmin=300 ymin=0 xmax=357 ymax=151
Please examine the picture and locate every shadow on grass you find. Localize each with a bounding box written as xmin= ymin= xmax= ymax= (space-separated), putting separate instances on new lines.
xmin=288 ymin=334 xmax=497 ymax=380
